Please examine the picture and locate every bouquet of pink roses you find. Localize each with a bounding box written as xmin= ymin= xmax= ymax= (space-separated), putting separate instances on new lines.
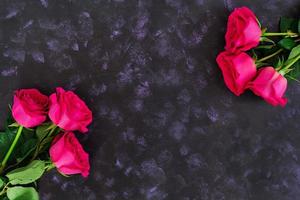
xmin=217 ymin=7 xmax=300 ymax=107
xmin=0 ymin=88 xmax=92 ymax=200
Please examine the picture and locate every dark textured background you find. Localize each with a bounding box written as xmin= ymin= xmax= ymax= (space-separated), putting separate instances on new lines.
xmin=1 ymin=0 xmax=300 ymax=199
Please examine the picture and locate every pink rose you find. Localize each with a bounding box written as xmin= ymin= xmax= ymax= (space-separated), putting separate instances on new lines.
xmin=50 ymin=132 xmax=90 ymax=177
xmin=49 ymin=87 xmax=92 ymax=133
xmin=225 ymin=7 xmax=262 ymax=53
xmin=216 ymin=51 xmax=257 ymax=96
xmin=248 ymin=67 xmax=288 ymax=107
xmin=12 ymin=89 xmax=49 ymax=128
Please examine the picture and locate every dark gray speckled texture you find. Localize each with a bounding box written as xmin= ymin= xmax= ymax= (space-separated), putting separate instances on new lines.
xmin=1 ymin=0 xmax=300 ymax=199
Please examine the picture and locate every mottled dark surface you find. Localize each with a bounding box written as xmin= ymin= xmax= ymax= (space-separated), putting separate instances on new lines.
xmin=1 ymin=0 xmax=300 ymax=199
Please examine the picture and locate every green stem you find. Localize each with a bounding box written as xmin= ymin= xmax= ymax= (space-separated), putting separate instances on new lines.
xmin=46 ymin=123 xmax=57 ymax=132
xmin=45 ymin=162 xmax=56 ymax=172
xmin=0 ymin=126 xmax=23 ymax=174
xmin=280 ymin=54 xmax=300 ymax=75
xmin=256 ymin=49 xmax=283 ymax=63
xmin=262 ymin=32 xmax=299 ymax=37
xmin=286 ymin=55 xmax=300 ymax=69
xmin=0 ymin=183 xmax=9 ymax=196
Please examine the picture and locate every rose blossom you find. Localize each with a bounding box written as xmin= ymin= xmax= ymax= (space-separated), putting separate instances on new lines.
xmin=12 ymin=89 xmax=49 ymax=128
xmin=49 ymin=87 xmax=92 ymax=133
xmin=50 ymin=132 xmax=90 ymax=177
xmin=248 ymin=66 xmax=288 ymax=107
xmin=216 ymin=51 xmax=257 ymax=96
xmin=225 ymin=7 xmax=262 ymax=53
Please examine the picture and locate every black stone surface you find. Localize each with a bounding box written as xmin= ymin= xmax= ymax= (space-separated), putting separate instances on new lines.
xmin=1 ymin=0 xmax=300 ymax=199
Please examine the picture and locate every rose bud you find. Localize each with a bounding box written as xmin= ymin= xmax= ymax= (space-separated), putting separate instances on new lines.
xmin=225 ymin=7 xmax=262 ymax=53
xmin=12 ymin=89 xmax=49 ymax=128
xmin=49 ymin=87 xmax=92 ymax=133
xmin=216 ymin=51 xmax=257 ymax=96
xmin=248 ymin=66 xmax=288 ymax=107
xmin=50 ymin=132 xmax=90 ymax=177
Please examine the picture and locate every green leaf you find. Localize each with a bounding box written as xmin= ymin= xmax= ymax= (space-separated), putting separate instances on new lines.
xmin=0 ymin=196 xmax=9 ymax=200
xmin=280 ymin=17 xmax=298 ymax=32
xmin=35 ymin=123 xmax=52 ymax=141
xmin=38 ymin=136 xmax=54 ymax=153
xmin=280 ymin=17 xmax=293 ymax=32
xmin=0 ymin=131 xmax=16 ymax=162
xmin=6 ymin=160 xmax=45 ymax=185
xmin=7 ymin=187 xmax=39 ymax=200
xmin=0 ymin=178 xmax=4 ymax=188
xmin=284 ymin=45 xmax=300 ymax=71
xmin=278 ymin=38 xmax=297 ymax=50
xmin=0 ymin=125 xmax=36 ymax=167
xmin=298 ymin=19 xmax=300 ymax=33
xmin=5 ymin=140 xmax=37 ymax=173
xmin=287 ymin=44 xmax=300 ymax=61
xmin=16 ymin=139 xmax=37 ymax=163
xmin=19 ymin=139 xmax=37 ymax=158
xmin=19 ymin=128 xmax=35 ymax=141
xmin=287 ymin=60 xmax=300 ymax=80
xmin=35 ymin=124 xmax=60 ymax=158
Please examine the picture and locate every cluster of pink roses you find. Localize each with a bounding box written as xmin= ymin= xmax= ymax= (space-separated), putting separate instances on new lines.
xmin=11 ymin=87 xmax=92 ymax=177
xmin=216 ymin=7 xmax=299 ymax=107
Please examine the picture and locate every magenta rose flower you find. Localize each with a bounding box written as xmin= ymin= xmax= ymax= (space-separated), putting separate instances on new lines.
xmin=216 ymin=51 xmax=257 ymax=96
xmin=48 ymin=87 xmax=92 ymax=133
xmin=248 ymin=67 xmax=288 ymax=107
xmin=225 ymin=7 xmax=262 ymax=53
xmin=50 ymin=132 xmax=90 ymax=177
xmin=12 ymin=89 xmax=49 ymax=128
